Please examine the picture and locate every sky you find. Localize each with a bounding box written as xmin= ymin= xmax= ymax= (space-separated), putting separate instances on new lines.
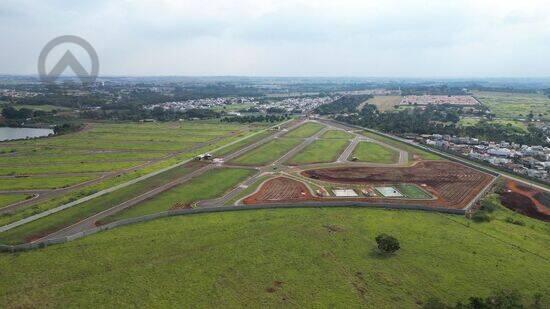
xmin=1 ymin=0 xmax=549 ymax=77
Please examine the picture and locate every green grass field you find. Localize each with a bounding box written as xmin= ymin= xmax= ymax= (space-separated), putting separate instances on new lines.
xmin=283 ymin=122 xmax=325 ymax=138
xmin=361 ymin=131 xmax=441 ymax=161
xmin=320 ymin=130 xmax=353 ymax=139
xmin=287 ymin=139 xmax=349 ymax=165
xmin=473 ymin=91 xmax=550 ymax=121
xmin=397 ymin=184 xmax=432 ymax=199
xmin=213 ymin=131 xmax=272 ymax=157
xmin=351 ymin=142 xmax=399 ymax=164
xmin=0 ymin=194 xmax=30 ymax=209
xmin=458 ymin=117 xmax=528 ymax=132
xmin=102 ymin=167 xmax=255 ymax=223
xmin=1 ymin=206 xmax=547 ymax=307
xmin=230 ymin=138 xmax=303 ymax=166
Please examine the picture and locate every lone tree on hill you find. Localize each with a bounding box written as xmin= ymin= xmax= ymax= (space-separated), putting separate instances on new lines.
xmin=375 ymin=234 xmax=400 ymax=254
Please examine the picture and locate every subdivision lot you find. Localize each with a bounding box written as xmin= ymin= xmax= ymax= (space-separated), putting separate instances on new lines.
xmin=0 ymin=162 xmax=208 ymax=243
xmin=287 ymin=139 xmax=349 ymax=165
xmin=101 ymin=168 xmax=256 ymax=223
xmin=361 ymin=131 xmax=441 ymax=161
xmin=230 ymin=138 xmax=303 ymax=166
xmin=473 ymin=91 xmax=550 ymax=121
xmin=350 ymin=141 xmax=399 ymax=164
xmin=320 ymin=130 xmax=353 ymax=139
xmin=0 ymin=176 xmax=96 ymax=190
xmin=0 ymin=207 xmax=547 ymax=307
xmin=301 ymin=161 xmax=494 ymax=209
xmin=243 ymin=177 xmax=313 ymax=204
xmin=0 ymin=194 xmax=30 ymax=209
xmin=283 ymin=122 xmax=325 ymax=138
xmin=213 ymin=131 xmax=272 ymax=157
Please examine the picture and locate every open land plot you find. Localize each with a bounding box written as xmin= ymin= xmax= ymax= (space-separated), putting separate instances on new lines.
xmin=287 ymin=139 xmax=349 ymax=165
xmin=366 ymin=95 xmax=402 ymax=111
xmin=300 ymin=161 xmax=494 ymax=209
xmin=214 ymin=131 xmax=272 ymax=157
xmin=0 ymin=162 xmax=208 ymax=243
xmin=0 ymin=176 xmax=96 ymax=190
xmin=400 ymin=95 xmax=480 ymax=106
xmin=458 ymin=117 xmax=528 ymax=132
xmin=473 ymin=91 xmax=550 ymax=120
xmin=0 ymin=161 xmax=144 ymax=175
xmin=350 ymin=141 xmax=399 ymax=164
xmin=361 ymin=131 xmax=441 ymax=161
xmin=230 ymin=138 xmax=303 ymax=166
xmin=101 ymin=168 xmax=256 ymax=224
xmin=320 ymin=130 xmax=354 ymax=139
xmin=0 ymin=194 xmax=30 ymax=209
xmin=0 ymin=207 xmax=548 ymax=307
xmin=283 ymin=122 xmax=325 ymax=138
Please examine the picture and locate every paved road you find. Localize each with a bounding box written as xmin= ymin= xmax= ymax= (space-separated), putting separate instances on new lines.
xmin=337 ymin=136 xmax=364 ymax=162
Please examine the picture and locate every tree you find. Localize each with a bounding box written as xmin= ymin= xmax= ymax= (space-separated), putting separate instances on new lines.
xmin=375 ymin=233 xmax=400 ymax=254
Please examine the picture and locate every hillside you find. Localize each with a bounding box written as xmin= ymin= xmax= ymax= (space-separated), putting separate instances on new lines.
xmin=1 ymin=207 xmax=548 ymax=308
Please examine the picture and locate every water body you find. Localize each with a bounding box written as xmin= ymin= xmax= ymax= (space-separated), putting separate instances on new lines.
xmin=0 ymin=127 xmax=54 ymax=142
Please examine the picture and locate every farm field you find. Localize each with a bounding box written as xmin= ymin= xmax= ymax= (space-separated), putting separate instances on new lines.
xmin=361 ymin=131 xmax=441 ymax=161
xmin=351 ymin=141 xmax=399 ymax=164
xmin=287 ymin=139 xmax=349 ymax=165
xmin=0 ymin=207 xmax=548 ymax=307
xmin=102 ymin=168 xmax=256 ymax=223
xmin=473 ymin=91 xmax=550 ymax=121
xmin=230 ymin=138 xmax=303 ymax=166
xmin=283 ymin=122 xmax=325 ymax=138
xmin=366 ymin=95 xmax=402 ymax=111
xmin=320 ymin=130 xmax=353 ymax=139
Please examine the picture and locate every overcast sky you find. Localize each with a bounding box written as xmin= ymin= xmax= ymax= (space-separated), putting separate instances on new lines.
xmin=1 ymin=0 xmax=549 ymax=77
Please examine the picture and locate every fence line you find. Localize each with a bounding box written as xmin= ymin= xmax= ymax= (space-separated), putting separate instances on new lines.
xmin=0 ymin=202 xmax=465 ymax=252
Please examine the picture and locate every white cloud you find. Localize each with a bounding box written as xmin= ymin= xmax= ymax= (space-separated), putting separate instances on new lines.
xmin=0 ymin=0 xmax=549 ymax=77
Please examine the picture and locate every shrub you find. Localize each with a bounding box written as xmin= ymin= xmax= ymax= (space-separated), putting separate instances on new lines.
xmin=471 ymin=211 xmax=491 ymax=223
xmin=375 ymin=233 xmax=400 ymax=254
xmin=505 ymin=217 xmax=525 ymax=226
xmin=480 ymin=196 xmax=500 ymax=213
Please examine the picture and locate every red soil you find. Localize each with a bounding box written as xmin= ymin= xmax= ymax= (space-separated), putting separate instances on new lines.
xmin=500 ymin=180 xmax=550 ymax=221
xmin=300 ymin=161 xmax=494 ymax=209
xmin=243 ymin=177 xmax=313 ymax=204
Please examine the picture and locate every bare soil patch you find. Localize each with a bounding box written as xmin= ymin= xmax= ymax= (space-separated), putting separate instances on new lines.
xmin=301 ymin=161 xmax=494 ymax=209
xmin=500 ymin=180 xmax=550 ymax=221
xmin=243 ymin=177 xmax=313 ymax=204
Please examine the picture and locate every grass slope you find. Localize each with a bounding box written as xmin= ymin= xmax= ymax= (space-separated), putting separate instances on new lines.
xmin=103 ymin=167 xmax=255 ymax=222
xmin=0 ymin=207 xmax=548 ymax=307
xmin=288 ymin=139 xmax=349 ymax=165
xmin=351 ymin=142 xmax=399 ymax=164
xmin=230 ymin=138 xmax=302 ymax=166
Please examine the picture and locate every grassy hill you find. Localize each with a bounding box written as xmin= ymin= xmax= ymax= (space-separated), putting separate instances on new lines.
xmin=1 ymin=207 xmax=548 ymax=307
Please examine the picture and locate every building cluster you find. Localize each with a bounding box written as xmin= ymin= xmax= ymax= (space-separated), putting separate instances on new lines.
xmin=412 ymin=133 xmax=550 ymax=183
xmin=147 ymin=97 xmax=258 ymax=111
xmin=147 ymin=96 xmax=336 ymax=114
xmin=0 ymin=89 xmax=38 ymax=98
xmin=400 ymin=95 xmax=479 ymax=106
xmin=263 ymin=96 xmax=336 ymax=113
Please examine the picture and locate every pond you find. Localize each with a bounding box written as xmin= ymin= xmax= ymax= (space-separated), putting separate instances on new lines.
xmin=0 ymin=127 xmax=54 ymax=142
